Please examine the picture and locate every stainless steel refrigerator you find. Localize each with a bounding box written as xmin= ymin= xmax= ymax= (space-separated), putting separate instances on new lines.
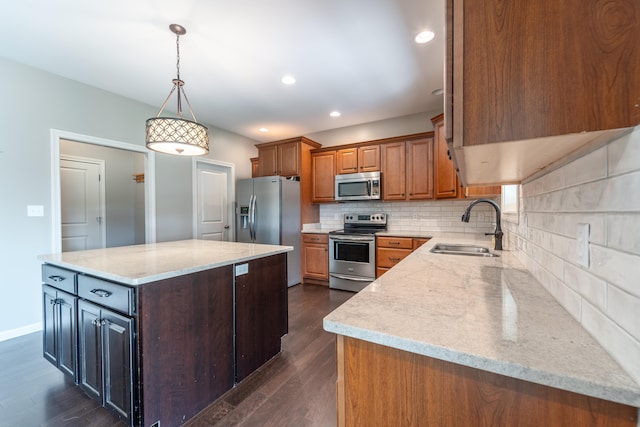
xmin=236 ymin=176 xmax=301 ymax=287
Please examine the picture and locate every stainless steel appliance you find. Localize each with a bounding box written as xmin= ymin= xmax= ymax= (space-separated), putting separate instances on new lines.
xmin=334 ymin=171 xmax=381 ymax=201
xmin=329 ymin=213 xmax=387 ymax=292
xmin=236 ymin=176 xmax=301 ymax=287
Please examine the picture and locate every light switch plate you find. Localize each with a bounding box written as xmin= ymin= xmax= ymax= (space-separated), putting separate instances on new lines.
xmin=576 ymin=223 xmax=590 ymax=268
xmin=235 ymin=263 xmax=249 ymax=276
xmin=27 ymin=205 xmax=44 ymax=217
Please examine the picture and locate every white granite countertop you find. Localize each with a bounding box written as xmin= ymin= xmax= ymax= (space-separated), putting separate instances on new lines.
xmin=40 ymin=240 xmax=292 ymax=286
xmin=323 ymin=233 xmax=640 ymax=407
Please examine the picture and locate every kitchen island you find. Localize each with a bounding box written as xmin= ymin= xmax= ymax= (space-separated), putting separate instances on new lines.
xmin=40 ymin=239 xmax=292 ymax=427
xmin=324 ymin=234 xmax=640 ymax=426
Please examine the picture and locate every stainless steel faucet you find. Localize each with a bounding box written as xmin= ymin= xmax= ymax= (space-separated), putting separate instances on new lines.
xmin=461 ymin=198 xmax=503 ymax=250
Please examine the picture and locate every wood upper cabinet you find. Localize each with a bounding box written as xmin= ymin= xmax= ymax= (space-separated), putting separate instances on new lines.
xmin=446 ymin=0 xmax=640 ymax=185
xmin=250 ymin=157 xmax=259 ymax=178
xmin=336 ymin=145 xmax=380 ymax=174
xmin=406 ymin=138 xmax=433 ymax=200
xmin=432 ymin=113 xmax=458 ymax=199
xmin=448 ymin=0 xmax=640 ymax=146
xmin=311 ymin=151 xmax=336 ymax=203
xmin=380 ymin=142 xmax=406 ymax=200
xmin=382 ymin=136 xmax=433 ymax=201
xmin=257 ymin=140 xmax=300 ymax=177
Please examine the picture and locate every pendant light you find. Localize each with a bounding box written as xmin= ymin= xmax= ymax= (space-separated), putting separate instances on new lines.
xmin=145 ymin=24 xmax=209 ymax=156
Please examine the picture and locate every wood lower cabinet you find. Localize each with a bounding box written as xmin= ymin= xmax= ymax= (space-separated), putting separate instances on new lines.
xmin=235 ymin=254 xmax=288 ymax=382
xmin=336 ymin=336 xmax=637 ymax=427
xmin=302 ymin=233 xmax=329 ymax=285
xmin=78 ymin=299 xmax=133 ymax=423
xmin=311 ymin=151 xmax=336 ymax=203
xmin=42 ymin=253 xmax=287 ymax=426
xmin=43 ymin=285 xmax=77 ymax=380
xmin=376 ymin=236 xmax=431 ymax=277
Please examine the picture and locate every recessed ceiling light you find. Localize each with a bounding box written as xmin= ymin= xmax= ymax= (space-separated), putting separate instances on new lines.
xmin=431 ymin=88 xmax=444 ymax=96
xmin=330 ymin=111 xmax=341 ymax=117
xmin=281 ymin=75 xmax=296 ymax=85
xmin=259 ymin=127 xmax=269 ymax=132
xmin=415 ymin=31 xmax=435 ymax=44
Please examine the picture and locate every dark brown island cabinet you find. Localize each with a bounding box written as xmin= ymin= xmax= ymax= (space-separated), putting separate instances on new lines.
xmin=41 ymin=253 xmax=287 ymax=426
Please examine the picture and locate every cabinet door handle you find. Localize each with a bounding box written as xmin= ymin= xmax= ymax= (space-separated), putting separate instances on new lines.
xmin=50 ymin=298 xmax=63 ymax=305
xmin=90 ymin=289 xmax=112 ymax=298
xmin=92 ymin=319 xmax=107 ymax=327
xmin=48 ymin=275 xmax=65 ymax=282
xmin=389 ymin=257 xmax=401 ymax=261
xmin=389 ymin=242 xmax=400 ymax=245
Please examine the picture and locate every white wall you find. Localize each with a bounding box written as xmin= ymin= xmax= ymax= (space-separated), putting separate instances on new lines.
xmin=0 ymin=57 xmax=258 ymax=340
xmin=306 ymin=111 xmax=441 ymax=147
xmin=504 ymin=127 xmax=640 ymax=383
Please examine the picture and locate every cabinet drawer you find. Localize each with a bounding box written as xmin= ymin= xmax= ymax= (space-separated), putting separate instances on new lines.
xmin=302 ymin=233 xmax=329 ymax=244
xmin=377 ymin=236 xmax=413 ymax=249
xmin=376 ymin=247 xmax=411 ymax=268
xmin=78 ymin=275 xmax=135 ymax=315
xmin=42 ymin=264 xmax=77 ymax=294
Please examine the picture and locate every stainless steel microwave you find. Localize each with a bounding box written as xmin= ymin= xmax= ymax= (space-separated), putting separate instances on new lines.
xmin=334 ymin=171 xmax=381 ymax=201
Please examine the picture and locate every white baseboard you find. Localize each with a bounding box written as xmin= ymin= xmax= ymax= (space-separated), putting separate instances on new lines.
xmin=0 ymin=322 xmax=42 ymax=342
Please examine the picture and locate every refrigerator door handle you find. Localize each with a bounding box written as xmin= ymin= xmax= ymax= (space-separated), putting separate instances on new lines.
xmin=249 ymin=194 xmax=256 ymax=241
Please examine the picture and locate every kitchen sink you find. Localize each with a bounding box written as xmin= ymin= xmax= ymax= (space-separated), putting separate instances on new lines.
xmin=430 ymin=243 xmax=500 ymax=257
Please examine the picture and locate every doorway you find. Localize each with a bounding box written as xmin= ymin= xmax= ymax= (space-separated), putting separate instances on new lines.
xmin=50 ymin=129 xmax=156 ymax=253
xmin=193 ymin=159 xmax=235 ymax=241
xmin=60 ymin=155 xmax=106 ymax=251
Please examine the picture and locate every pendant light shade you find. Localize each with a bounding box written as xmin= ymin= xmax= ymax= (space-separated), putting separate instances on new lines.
xmin=145 ymin=24 xmax=209 ymax=156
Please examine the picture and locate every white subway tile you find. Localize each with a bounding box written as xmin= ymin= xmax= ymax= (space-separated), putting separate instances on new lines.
xmin=581 ymin=300 xmax=640 ymax=383
xmin=607 ymin=213 xmax=640 ymax=255
xmin=607 ymin=285 xmax=640 ymax=341
xmin=564 ymin=263 xmax=607 ymax=311
xmin=562 ymin=147 xmax=607 ymax=187
xmin=608 ymin=129 xmax=640 ymax=177
xmin=590 ymin=245 xmax=640 ymax=298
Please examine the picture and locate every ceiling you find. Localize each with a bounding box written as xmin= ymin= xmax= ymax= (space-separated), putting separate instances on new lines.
xmin=0 ymin=0 xmax=445 ymax=142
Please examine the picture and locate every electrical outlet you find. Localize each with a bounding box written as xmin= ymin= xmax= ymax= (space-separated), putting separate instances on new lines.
xmin=235 ymin=263 xmax=249 ymax=276
xmin=576 ymin=223 xmax=590 ymax=268
xmin=412 ymin=213 xmax=418 ymax=220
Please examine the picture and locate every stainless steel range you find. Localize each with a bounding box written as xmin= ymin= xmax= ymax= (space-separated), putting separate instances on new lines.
xmin=329 ymin=213 xmax=387 ymax=292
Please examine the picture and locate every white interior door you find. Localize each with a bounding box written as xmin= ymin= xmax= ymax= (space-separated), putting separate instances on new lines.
xmin=195 ymin=160 xmax=234 ymax=241
xmin=60 ymin=156 xmax=106 ymax=251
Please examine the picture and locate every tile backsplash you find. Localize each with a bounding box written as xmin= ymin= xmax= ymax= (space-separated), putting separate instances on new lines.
xmin=505 ymin=127 xmax=640 ymax=384
xmin=319 ymin=199 xmax=498 ymax=234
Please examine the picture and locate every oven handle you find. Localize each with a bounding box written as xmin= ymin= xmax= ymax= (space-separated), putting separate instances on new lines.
xmin=329 ymin=235 xmax=375 ymax=242
xmin=329 ymin=273 xmax=375 ymax=282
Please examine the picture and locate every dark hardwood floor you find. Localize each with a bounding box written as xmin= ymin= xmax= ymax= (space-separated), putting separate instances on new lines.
xmin=0 ymin=284 xmax=353 ymax=427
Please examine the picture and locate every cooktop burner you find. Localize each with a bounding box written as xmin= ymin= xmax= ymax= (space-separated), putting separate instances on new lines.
xmin=330 ymin=212 xmax=387 ymax=235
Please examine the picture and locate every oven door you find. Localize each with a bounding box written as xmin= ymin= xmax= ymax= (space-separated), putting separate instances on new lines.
xmin=328 ymin=234 xmax=375 ymax=278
